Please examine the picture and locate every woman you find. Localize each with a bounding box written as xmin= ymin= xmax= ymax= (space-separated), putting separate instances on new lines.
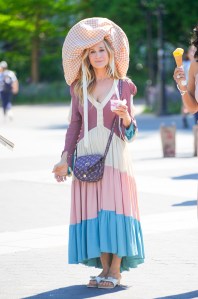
xmin=181 ymin=46 xmax=195 ymax=128
xmin=52 ymin=18 xmax=144 ymax=289
xmin=173 ymin=25 xmax=198 ymax=114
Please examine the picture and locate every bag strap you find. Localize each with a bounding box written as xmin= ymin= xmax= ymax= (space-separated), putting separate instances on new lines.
xmin=103 ymin=116 xmax=117 ymax=159
xmin=103 ymin=79 xmax=122 ymax=159
xmin=75 ymin=79 xmax=122 ymax=160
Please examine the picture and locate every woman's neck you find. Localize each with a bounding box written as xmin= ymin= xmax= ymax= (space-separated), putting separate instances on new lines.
xmin=94 ymin=69 xmax=110 ymax=81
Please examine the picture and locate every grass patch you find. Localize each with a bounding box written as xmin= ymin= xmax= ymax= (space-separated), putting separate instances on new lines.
xmin=143 ymin=106 xmax=155 ymax=114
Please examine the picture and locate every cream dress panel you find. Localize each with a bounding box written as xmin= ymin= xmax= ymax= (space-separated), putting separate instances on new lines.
xmin=76 ymin=80 xmax=134 ymax=177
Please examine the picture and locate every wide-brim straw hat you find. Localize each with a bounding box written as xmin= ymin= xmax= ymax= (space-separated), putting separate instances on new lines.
xmin=62 ymin=17 xmax=129 ymax=85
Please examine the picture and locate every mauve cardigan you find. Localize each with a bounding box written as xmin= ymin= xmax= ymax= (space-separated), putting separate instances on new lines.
xmin=63 ymin=78 xmax=137 ymax=167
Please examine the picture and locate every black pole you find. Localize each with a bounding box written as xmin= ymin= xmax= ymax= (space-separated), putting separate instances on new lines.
xmin=146 ymin=9 xmax=154 ymax=86
xmin=140 ymin=1 xmax=155 ymax=107
xmin=157 ymin=5 xmax=167 ymax=115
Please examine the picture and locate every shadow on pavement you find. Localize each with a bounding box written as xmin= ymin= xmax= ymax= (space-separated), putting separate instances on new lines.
xmin=22 ymin=284 xmax=129 ymax=299
xmin=135 ymin=114 xmax=194 ymax=132
xmin=135 ymin=155 xmax=195 ymax=162
xmin=154 ymin=289 xmax=198 ymax=299
xmin=172 ymin=200 xmax=197 ymax=207
xmin=172 ymin=173 xmax=198 ymax=180
xmin=40 ymin=124 xmax=68 ymax=130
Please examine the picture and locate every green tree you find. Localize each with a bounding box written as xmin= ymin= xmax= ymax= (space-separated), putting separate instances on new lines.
xmin=0 ymin=0 xmax=75 ymax=82
xmin=77 ymin=0 xmax=145 ymax=71
xmin=1 ymin=0 xmax=198 ymax=87
xmin=79 ymin=0 xmax=198 ymax=66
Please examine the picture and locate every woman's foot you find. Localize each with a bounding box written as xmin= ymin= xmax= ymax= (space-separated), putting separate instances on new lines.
xmin=87 ymin=270 xmax=109 ymax=288
xmin=98 ymin=271 xmax=121 ymax=288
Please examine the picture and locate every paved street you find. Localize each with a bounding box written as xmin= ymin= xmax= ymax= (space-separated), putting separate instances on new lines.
xmin=0 ymin=103 xmax=197 ymax=299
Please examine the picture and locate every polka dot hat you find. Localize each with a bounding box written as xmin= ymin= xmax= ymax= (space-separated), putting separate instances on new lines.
xmin=62 ymin=17 xmax=130 ymax=85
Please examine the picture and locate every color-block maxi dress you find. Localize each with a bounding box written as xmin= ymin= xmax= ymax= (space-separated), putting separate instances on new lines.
xmin=63 ymin=78 xmax=145 ymax=272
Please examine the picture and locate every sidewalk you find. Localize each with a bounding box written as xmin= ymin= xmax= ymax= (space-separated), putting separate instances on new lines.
xmin=0 ymin=103 xmax=197 ymax=299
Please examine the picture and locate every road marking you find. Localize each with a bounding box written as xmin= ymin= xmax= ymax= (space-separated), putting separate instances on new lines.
xmin=0 ymin=210 xmax=197 ymax=255
xmin=136 ymin=175 xmax=197 ymax=198
xmin=0 ymin=225 xmax=68 ymax=255
xmin=0 ymin=170 xmax=72 ymax=185
xmin=141 ymin=209 xmax=197 ymax=234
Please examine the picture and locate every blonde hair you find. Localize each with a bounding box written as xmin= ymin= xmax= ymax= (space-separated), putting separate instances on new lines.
xmin=74 ymin=39 xmax=122 ymax=104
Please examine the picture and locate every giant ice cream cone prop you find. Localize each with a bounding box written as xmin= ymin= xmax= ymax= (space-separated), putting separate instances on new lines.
xmin=173 ymin=48 xmax=184 ymax=67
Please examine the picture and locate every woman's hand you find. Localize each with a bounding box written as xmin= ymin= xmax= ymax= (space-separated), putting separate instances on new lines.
xmin=173 ymin=67 xmax=187 ymax=86
xmin=52 ymin=161 xmax=68 ymax=183
xmin=113 ymin=103 xmax=131 ymax=127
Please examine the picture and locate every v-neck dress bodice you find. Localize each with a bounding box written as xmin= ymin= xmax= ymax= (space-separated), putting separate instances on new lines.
xmin=64 ymin=78 xmax=145 ymax=272
xmin=89 ymin=79 xmax=116 ymax=105
xmin=88 ymin=79 xmax=119 ymax=127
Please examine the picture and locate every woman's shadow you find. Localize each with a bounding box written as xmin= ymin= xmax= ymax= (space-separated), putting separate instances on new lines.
xmin=22 ymin=284 xmax=129 ymax=299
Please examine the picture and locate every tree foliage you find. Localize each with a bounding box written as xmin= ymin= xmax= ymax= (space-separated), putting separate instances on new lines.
xmin=0 ymin=0 xmax=76 ymax=82
xmin=0 ymin=0 xmax=198 ymax=85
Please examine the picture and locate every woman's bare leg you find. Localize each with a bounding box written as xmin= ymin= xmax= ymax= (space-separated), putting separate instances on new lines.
xmin=100 ymin=253 xmax=112 ymax=275
xmin=98 ymin=254 xmax=122 ymax=287
xmin=87 ymin=253 xmax=112 ymax=286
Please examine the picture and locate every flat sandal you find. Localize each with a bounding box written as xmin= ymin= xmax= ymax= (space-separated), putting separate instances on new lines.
xmin=87 ymin=276 xmax=105 ymax=288
xmin=97 ymin=276 xmax=121 ymax=289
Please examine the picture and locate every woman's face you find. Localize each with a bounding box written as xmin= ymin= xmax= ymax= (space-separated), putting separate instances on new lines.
xmin=88 ymin=41 xmax=109 ymax=70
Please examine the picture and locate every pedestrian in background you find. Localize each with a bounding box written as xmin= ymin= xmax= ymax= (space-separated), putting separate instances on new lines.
xmin=181 ymin=46 xmax=195 ymax=128
xmin=0 ymin=61 xmax=19 ymax=120
xmin=53 ymin=17 xmax=144 ymax=289
xmin=173 ymin=25 xmax=198 ymax=114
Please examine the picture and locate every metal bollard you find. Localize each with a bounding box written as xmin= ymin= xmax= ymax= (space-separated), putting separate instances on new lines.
xmin=160 ymin=124 xmax=176 ymax=157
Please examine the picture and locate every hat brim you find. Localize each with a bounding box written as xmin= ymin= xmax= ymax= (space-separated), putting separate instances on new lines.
xmin=62 ymin=17 xmax=129 ymax=85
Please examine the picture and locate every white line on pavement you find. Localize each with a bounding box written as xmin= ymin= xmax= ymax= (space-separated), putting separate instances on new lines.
xmin=0 ymin=210 xmax=197 ymax=255
xmin=0 ymin=225 xmax=68 ymax=255
xmin=136 ymin=175 xmax=197 ymax=199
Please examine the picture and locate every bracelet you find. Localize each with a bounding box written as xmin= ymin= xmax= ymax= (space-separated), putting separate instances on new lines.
xmin=180 ymin=80 xmax=187 ymax=86
xmin=67 ymin=166 xmax=72 ymax=177
xmin=177 ymin=84 xmax=188 ymax=96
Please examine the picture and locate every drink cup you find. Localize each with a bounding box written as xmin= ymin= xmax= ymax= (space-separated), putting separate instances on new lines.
xmin=111 ymin=99 xmax=126 ymax=111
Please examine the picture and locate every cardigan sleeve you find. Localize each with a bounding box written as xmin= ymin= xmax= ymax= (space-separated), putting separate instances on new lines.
xmin=62 ymin=84 xmax=82 ymax=167
xmin=123 ymin=79 xmax=138 ymax=142
xmin=125 ymin=120 xmax=137 ymax=140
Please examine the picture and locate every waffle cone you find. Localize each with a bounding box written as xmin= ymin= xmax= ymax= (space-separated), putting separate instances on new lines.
xmin=174 ymin=55 xmax=183 ymax=67
xmin=173 ymin=48 xmax=184 ymax=67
